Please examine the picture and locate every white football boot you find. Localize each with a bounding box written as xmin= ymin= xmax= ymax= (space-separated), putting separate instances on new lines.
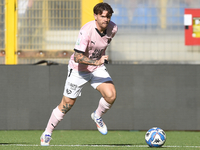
xmin=40 ymin=132 xmax=52 ymax=146
xmin=91 ymin=112 xmax=107 ymax=135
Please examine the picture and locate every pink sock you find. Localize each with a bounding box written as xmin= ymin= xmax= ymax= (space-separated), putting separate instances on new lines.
xmin=95 ymin=97 xmax=112 ymax=117
xmin=45 ymin=106 xmax=65 ymax=134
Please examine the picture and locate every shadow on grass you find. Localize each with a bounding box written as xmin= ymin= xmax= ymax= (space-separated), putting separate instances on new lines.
xmin=82 ymin=143 xmax=147 ymax=147
xmin=0 ymin=142 xmax=29 ymax=145
xmin=81 ymin=144 xmax=167 ymax=148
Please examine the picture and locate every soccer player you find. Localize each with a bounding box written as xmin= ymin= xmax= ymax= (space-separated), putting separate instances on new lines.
xmin=40 ymin=2 xmax=118 ymax=146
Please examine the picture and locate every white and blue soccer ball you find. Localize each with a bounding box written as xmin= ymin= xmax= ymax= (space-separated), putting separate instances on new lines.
xmin=145 ymin=127 xmax=166 ymax=147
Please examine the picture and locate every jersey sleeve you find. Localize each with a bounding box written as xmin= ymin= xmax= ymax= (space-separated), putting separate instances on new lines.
xmin=74 ymin=30 xmax=89 ymax=52
xmin=112 ymin=24 xmax=118 ymax=38
xmin=106 ymin=21 xmax=118 ymax=39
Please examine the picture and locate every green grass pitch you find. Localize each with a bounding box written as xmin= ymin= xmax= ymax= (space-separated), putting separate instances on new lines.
xmin=1 ymin=130 xmax=200 ymax=150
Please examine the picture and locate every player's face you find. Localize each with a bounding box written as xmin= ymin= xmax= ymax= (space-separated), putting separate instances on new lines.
xmin=94 ymin=10 xmax=111 ymax=32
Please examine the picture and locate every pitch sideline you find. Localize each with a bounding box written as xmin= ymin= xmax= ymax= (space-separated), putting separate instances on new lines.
xmin=1 ymin=144 xmax=200 ymax=148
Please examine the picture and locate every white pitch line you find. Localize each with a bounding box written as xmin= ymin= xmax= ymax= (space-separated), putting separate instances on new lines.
xmin=1 ymin=144 xmax=200 ymax=148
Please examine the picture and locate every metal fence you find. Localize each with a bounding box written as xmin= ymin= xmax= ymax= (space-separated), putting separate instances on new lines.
xmin=17 ymin=0 xmax=81 ymax=64
xmin=1 ymin=0 xmax=200 ymax=64
xmin=105 ymin=0 xmax=200 ymax=64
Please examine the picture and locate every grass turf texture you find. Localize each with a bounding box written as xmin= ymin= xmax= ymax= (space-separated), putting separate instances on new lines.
xmin=0 ymin=130 xmax=200 ymax=150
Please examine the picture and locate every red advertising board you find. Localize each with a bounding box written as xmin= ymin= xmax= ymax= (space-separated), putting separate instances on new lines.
xmin=184 ymin=9 xmax=200 ymax=45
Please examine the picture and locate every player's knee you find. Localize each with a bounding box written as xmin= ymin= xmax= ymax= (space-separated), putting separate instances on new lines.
xmin=62 ymin=96 xmax=76 ymax=105
xmin=111 ymin=92 xmax=117 ymax=103
xmin=104 ymin=90 xmax=116 ymax=104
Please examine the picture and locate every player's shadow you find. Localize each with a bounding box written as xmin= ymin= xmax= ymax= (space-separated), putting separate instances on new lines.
xmin=86 ymin=144 xmax=167 ymax=148
xmin=0 ymin=142 xmax=29 ymax=145
xmin=86 ymin=143 xmax=146 ymax=147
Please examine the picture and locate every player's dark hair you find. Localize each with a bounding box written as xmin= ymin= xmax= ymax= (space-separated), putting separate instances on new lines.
xmin=93 ymin=2 xmax=114 ymax=15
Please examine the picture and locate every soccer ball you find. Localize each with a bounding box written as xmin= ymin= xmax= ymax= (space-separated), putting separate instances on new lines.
xmin=145 ymin=127 xmax=166 ymax=147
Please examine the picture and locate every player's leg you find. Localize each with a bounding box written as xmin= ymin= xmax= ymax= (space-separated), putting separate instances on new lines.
xmin=91 ymin=82 xmax=116 ymax=135
xmin=40 ymin=96 xmax=76 ymax=146
xmin=96 ymin=81 xmax=116 ymax=115
xmin=90 ymin=66 xmax=116 ymax=135
xmin=58 ymin=96 xmax=76 ymax=114
xmin=41 ymin=66 xmax=88 ymax=146
xmin=44 ymin=96 xmax=76 ymax=134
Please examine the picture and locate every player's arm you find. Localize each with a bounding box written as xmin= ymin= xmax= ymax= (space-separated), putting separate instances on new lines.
xmin=74 ymin=50 xmax=108 ymax=66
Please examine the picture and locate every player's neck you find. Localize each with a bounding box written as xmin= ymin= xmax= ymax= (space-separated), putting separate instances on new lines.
xmin=95 ymin=22 xmax=106 ymax=33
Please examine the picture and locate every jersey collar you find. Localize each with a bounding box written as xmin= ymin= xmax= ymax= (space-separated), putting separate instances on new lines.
xmin=94 ymin=20 xmax=107 ymax=37
xmin=95 ymin=28 xmax=107 ymax=37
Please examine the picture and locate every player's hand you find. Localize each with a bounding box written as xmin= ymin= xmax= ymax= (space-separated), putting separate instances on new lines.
xmin=97 ymin=55 xmax=108 ymax=65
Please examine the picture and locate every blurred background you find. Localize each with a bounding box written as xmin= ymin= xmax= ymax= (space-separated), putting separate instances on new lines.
xmin=1 ymin=0 xmax=200 ymax=65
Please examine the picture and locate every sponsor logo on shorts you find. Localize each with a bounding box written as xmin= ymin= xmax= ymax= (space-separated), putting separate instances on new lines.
xmin=66 ymin=89 xmax=72 ymax=94
xmin=68 ymin=82 xmax=77 ymax=90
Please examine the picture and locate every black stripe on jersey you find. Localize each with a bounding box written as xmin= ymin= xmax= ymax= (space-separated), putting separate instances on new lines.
xmin=95 ymin=28 xmax=107 ymax=37
xmin=74 ymin=49 xmax=84 ymax=54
